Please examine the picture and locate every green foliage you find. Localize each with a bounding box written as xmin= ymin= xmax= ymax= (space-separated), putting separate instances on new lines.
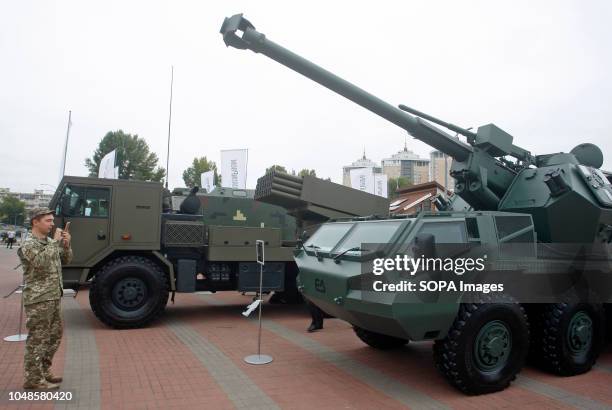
xmin=0 ymin=196 xmax=26 ymax=225
xmin=182 ymin=157 xmax=220 ymax=188
xmin=85 ymin=130 xmax=165 ymax=182
xmin=388 ymin=176 xmax=412 ymax=199
xmin=266 ymin=165 xmax=288 ymax=174
xmin=298 ymin=169 xmax=317 ymax=178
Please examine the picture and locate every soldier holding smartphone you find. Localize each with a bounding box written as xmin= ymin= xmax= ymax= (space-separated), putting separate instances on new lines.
xmin=17 ymin=208 xmax=72 ymax=390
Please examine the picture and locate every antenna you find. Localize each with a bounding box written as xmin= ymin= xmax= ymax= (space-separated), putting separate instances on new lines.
xmin=165 ymin=66 xmax=174 ymax=189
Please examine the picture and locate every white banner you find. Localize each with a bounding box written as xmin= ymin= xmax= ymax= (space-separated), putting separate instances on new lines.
xmin=349 ymin=168 xmax=375 ymax=194
xmin=201 ymin=170 xmax=216 ymax=193
xmin=220 ymin=149 xmax=248 ymax=189
xmin=98 ymin=150 xmax=118 ymax=179
xmin=374 ymin=173 xmax=388 ymax=198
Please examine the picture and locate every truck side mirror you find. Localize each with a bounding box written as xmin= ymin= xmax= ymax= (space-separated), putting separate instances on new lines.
xmin=59 ymin=195 xmax=71 ymax=217
xmin=296 ymin=230 xmax=309 ymax=249
xmin=412 ymin=233 xmax=436 ymax=259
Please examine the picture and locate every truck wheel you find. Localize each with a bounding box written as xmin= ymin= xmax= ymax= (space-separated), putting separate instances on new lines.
xmin=433 ymin=294 xmax=529 ymax=395
xmin=530 ymin=300 xmax=604 ymax=376
xmin=353 ymin=326 xmax=408 ymax=349
xmin=90 ymin=256 xmax=169 ymax=329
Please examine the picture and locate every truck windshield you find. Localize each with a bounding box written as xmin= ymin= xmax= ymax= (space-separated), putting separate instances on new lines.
xmin=304 ymin=223 xmax=354 ymax=252
xmin=333 ymin=220 xmax=405 ymax=254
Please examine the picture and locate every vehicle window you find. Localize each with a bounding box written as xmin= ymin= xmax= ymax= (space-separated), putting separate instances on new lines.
xmin=60 ymin=186 xmax=110 ymax=218
xmin=84 ymin=188 xmax=110 ymax=217
xmin=334 ymin=220 xmax=404 ymax=253
xmin=418 ymin=221 xmax=467 ymax=243
xmin=304 ymin=223 xmax=353 ymax=252
xmin=60 ymin=186 xmax=85 ymax=216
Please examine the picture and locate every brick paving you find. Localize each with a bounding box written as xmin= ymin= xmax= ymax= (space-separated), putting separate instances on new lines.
xmin=1 ymin=247 xmax=612 ymax=409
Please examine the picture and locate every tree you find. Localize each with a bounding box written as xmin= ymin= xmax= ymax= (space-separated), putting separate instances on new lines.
xmin=182 ymin=157 xmax=220 ymax=188
xmin=388 ymin=176 xmax=412 ymax=199
xmin=0 ymin=196 xmax=26 ymax=226
xmin=298 ymin=169 xmax=317 ymax=178
xmin=265 ymin=165 xmax=288 ymax=174
xmin=85 ymin=130 xmax=165 ymax=182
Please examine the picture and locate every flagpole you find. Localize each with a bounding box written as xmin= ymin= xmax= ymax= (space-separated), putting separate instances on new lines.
xmin=165 ymin=66 xmax=174 ymax=189
xmin=61 ymin=110 xmax=72 ymax=177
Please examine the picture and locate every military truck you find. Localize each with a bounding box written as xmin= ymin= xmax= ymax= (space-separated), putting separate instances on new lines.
xmin=50 ymin=174 xmax=388 ymax=328
xmin=221 ymin=14 xmax=612 ymax=394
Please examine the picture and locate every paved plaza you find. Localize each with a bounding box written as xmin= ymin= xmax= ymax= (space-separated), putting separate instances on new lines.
xmin=1 ymin=247 xmax=612 ymax=409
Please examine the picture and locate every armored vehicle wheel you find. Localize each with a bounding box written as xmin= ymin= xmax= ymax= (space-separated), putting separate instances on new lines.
xmin=433 ymin=295 xmax=529 ymax=395
xmin=353 ymin=326 xmax=408 ymax=350
xmin=90 ymin=256 xmax=169 ymax=329
xmin=530 ymin=300 xmax=604 ymax=376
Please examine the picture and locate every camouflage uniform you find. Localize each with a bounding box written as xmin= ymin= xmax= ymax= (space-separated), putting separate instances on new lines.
xmin=18 ymin=232 xmax=72 ymax=385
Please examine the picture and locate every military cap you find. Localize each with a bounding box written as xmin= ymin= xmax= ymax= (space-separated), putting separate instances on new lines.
xmin=29 ymin=207 xmax=54 ymax=221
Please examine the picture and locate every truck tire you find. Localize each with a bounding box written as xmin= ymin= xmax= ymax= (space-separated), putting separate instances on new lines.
xmin=530 ymin=299 xmax=605 ymax=376
xmin=90 ymin=256 xmax=169 ymax=329
xmin=353 ymin=326 xmax=408 ymax=350
xmin=433 ymin=294 xmax=529 ymax=395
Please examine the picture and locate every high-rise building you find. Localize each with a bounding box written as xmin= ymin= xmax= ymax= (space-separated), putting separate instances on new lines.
xmin=429 ymin=150 xmax=454 ymax=191
xmin=342 ymin=151 xmax=382 ymax=187
xmin=381 ymin=144 xmax=429 ymax=185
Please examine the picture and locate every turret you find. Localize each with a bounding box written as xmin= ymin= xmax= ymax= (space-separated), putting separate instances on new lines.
xmin=220 ymin=14 xmax=612 ymax=243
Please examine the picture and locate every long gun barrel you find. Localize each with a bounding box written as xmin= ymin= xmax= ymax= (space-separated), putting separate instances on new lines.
xmin=220 ymin=14 xmax=473 ymax=162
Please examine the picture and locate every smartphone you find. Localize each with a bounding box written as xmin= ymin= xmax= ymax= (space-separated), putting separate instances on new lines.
xmin=64 ymin=221 xmax=71 ymax=233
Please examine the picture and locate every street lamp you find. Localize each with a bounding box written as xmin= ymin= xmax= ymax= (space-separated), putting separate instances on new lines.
xmin=13 ymin=213 xmax=23 ymax=229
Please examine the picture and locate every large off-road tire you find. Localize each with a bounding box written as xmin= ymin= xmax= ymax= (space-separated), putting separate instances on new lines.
xmin=529 ymin=299 xmax=605 ymax=376
xmin=433 ymin=294 xmax=529 ymax=395
xmin=90 ymin=256 xmax=169 ymax=329
xmin=353 ymin=326 xmax=409 ymax=350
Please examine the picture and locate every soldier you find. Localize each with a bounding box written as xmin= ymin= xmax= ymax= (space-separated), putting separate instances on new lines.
xmin=18 ymin=207 xmax=72 ymax=390
xmin=306 ymin=300 xmax=324 ymax=332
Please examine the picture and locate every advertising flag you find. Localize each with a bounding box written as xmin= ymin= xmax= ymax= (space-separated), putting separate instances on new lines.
xmin=374 ymin=173 xmax=388 ymax=198
xmin=201 ymin=170 xmax=216 ymax=193
xmin=98 ymin=150 xmax=118 ymax=179
xmin=349 ymin=168 xmax=375 ymax=194
xmin=220 ymin=149 xmax=248 ymax=189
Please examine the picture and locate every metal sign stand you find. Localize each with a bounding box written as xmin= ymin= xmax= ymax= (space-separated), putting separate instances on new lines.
xmin=244 ymin=240 xmax=273 ymax=365
xmin=4 ymin=284 xmax=28 ymax=342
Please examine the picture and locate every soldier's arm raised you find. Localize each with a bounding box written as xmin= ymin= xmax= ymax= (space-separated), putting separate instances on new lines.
xmin=60 ymin=245 xmax=73 ymax=265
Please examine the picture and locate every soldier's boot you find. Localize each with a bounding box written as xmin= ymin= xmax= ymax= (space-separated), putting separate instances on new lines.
xmin=307 ymin=318 xmax=323 ymax=332
xmin=45 ymin=373 xmax=63 ymax=383
xmin=23 ymin=380 xmax=60 ymax=390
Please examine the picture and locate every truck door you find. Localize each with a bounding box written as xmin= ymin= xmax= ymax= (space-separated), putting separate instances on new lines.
xmin=57 ymin=184 xmax=111 ymax=265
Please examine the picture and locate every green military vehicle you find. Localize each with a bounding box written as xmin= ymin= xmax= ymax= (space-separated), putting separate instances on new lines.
xmin=221 ymin=14 xmax=612 ymax=394
xmin=50 ymin=174 xmax=388 ymax=329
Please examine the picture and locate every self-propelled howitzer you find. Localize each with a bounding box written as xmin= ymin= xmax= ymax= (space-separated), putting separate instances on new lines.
xmin=220 ymin=13 xmax=612 ymax=244
xmin=220 ymin=14 xmax=612 ymax=396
